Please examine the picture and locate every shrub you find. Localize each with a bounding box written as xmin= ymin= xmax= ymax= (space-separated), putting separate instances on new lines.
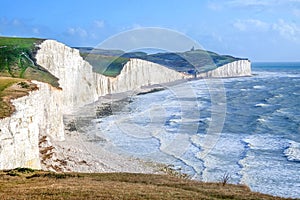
xmin=221 ymin=172 xmax=231 ymax=186
xmin=17 ymin=81 xmax=30 ymax=89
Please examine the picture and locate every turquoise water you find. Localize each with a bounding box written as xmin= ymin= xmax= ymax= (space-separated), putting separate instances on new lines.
xmin=93 ymin=62 xmax=300 ymax=198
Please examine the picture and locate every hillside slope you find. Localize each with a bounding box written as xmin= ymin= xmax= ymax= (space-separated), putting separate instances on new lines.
xmin=0 ymin=37 xmax=59 ymax=87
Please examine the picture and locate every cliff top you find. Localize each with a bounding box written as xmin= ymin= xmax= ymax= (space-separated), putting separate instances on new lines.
xmin=0 ymin=77 xmax=38 ymax=118
xmin=79 ymin=47 xmax=247 ymax=77
xmin=0 ymin=169 xmax=288 ymax=199
xmin=0 ymin=36 xmax=59 ymax=87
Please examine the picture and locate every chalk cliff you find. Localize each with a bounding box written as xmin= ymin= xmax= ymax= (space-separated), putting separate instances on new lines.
xmin=35 ymin=40 xmax=99 ymax=111
xmin=0 ymin=40 xmax=252 ymax=170
xmin=198 ymin=60 xmax=251 ymax=78
xmin=36 ymin=40 xmax=187 ymax=99
xmin=0 ymin=81 xmax=63 ymax=169
xmin=109 ymin=58 xmax=186 ymax=93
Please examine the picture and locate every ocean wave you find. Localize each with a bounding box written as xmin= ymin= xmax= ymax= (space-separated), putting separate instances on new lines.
xmin=284 ymin=141 xmax=300 ymax=162
xmin=196 ymin=133 xmax=245 ymax=183
xmin=274 ymin=94 xmax=283 ymax=98
xmin=86 ymin=69 xmax=300 ymax=198
xmin=274 ymin=108 xmax=299 ymax=123
xmin=276 ymin=108 xmax=291 ymax=115
xmin=242 ymin=134 xmax=288 ymax=150
xmin=252 ymin=71 xmax=300 ymax=78
xmin=256 ymin=117 xmax=267 ymax=123
xmin=253 ymin=85 xmax=265 ymax=89
xmin=240 ymin=88 xmax=250 ymax=91
xmin=255 ymin=103 xmax=270 ymax=107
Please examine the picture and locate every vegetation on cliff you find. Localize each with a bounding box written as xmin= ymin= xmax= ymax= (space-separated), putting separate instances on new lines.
xmin=0 ymin=36 xmax=59 ymax=87
xmin=0 ymin=77 xmax=38 ymax=118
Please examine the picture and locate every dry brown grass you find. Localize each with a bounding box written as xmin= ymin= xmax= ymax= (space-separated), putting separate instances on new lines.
xmin=0 ymin=77 xmax=38 ymax=118
xmin=0 ymin=169 xmax=292 ymax=200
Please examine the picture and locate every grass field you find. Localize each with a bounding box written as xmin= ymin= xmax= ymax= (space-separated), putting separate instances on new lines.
xmin=0 ymin=169 xmax=289 ymax=200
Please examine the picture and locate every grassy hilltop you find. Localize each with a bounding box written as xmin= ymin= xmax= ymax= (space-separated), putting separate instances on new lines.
xmin=0 ymin=36 xmax=59 ymax=87
xmin=79 ymin=47 xmax=246 ymax=77
xmin=0 ymin=169 xmax=289 ymax=200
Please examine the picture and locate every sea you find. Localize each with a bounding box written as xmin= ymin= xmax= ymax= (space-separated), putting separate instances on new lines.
xmin=89 ymin=62 xmax=300 ymax=198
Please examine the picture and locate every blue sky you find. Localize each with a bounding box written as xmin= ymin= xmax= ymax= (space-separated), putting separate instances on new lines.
xmin=1 ymin=0 xmax=300 ymax=61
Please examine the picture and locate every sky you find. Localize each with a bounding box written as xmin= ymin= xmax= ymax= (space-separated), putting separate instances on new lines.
xmin=1 ymin=0 xmax=300 ymax=62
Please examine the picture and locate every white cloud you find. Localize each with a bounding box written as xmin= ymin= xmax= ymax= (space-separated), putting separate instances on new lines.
xmin=227 ymin=0 xmax=300 ymax=9
xmin=67 ymin=27 xmax=88 ymax=38
xmin=67 ymin=28 xmax=76 ymax=35
xmin=132 ymin=23 xmax=143 ymax=29
xmin=211 ymin=32 xmax=223 ymax=43
xmin=293 ymin=8 xmax=300 ymax=17
xmin=32 ymin=28 xmax=40 ymax=34
xmin=272 ymin=19 xmax=300 ymax=42
xmin=207 ymin=2 xmax=223 ymax=11
xmin=94 ymin=20 xmax=104 ymax=29
xmin=0 ymin=17 xmax=48 ymax=37
xmin=227 ymin=0 xmax=273 ymax=7
xmin=12 ymin=19 xmax=20 ymax=26
xmin=233 ymin=19 xmax=269 ymax=31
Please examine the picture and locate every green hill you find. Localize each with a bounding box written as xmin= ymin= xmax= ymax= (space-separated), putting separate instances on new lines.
xmin=0 ymin=36 xmax=59 ymax=87
xmin=81 ymin=48 xmax=247 ymax=77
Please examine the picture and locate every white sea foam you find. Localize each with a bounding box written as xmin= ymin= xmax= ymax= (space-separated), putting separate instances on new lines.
xmin=274 ymin=94 xmax=283 ymax=98
xmin=238 ymin=134 xmax=300 ymax=198
xmin=240 ymin=88 xmax=249 ymax=91
xmin=284 ymin=141 xmax=300 ymax=162
xmin=253 ymin=85 xmax=265 ymax=89
xmin=256 ymin=117 xmax=267 ymax=123
xmin=255 ymin=103 xmax=270 ymax=107
xmin=90 ymin=71 xmax=300 ymax=198
xmin=242 ymin=134 xmax=288 ymax=150
xmin=193 ymin=133 xmax=245 ymax=183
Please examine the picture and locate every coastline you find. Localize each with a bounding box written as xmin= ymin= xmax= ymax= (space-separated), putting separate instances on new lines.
xmin=44 ymin=127 xmax=161 ymax=173
xmin=40 ymin=84 xmax=177 ymax=174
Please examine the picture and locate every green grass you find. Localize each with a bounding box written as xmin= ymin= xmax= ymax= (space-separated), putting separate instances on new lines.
xmin=0 ymin=36 xmax=41 ymax=48
xmin=0 ymin=36 xmax=59 ymax=87
xmin=0 ymin=170 xmax=291 ymax=200
xmin=82 ymin=53 xmax=129 ymax=77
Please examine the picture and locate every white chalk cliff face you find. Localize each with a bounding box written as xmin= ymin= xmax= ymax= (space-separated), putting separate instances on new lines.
xmin=35 ymin=41 xmax=99 ymax=111
xmin=0 ymin=40 xmax=252 ymax=170
xmin=198 ymin=60 xmax=251 ymax=78
xmin=110 ymin=59 xmax=186 ymax=93
xmin=36 ymin=40 xmax=187 ymax=101
xmin=0 ymin=81 xmax=63 ymax=170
